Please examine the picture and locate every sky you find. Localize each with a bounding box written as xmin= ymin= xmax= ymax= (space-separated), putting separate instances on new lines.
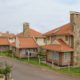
xmin=0 ymin=0 xmax=80 ymax=34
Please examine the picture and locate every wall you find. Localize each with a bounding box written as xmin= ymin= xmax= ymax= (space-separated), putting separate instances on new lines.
xmin=70 ymin=11 xmax=80 ymax=65
xmin=0 ymin=45 xmax=9 ymax=51
xmin=19 ymin=48 xmax=37 ymax=58
xmin=15 ymin=48 xmax=20 ymax=58
xmin=16 ymin=37 xmax=20 ymax=48
xmin=36 ymin=38 xmax=45 ymax=46
xmin=62 ymin=52 xmax=71 ymax=65
xmin=51 ymin=35 xmax=73 ymax=47
xmin=44 ymin=36 xmax=52 ymax=45
xmin=45 ymin=35 xmax=73 ymax=47
xmin=47 ymin=51 xmax=60 ymax=65
xmin=9 ymin=38 xmax=15 ymax=43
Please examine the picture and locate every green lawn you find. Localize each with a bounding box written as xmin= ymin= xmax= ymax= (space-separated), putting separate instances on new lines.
xmin=0 ymin=51 xmax=9 ymax=56
xmin=17 ymin=57 xmax=53 ymax=69
xmin=60 ymin=67 xmax=80 ymax=76
xmin=0 ymin=51 xmax=80 ymax=76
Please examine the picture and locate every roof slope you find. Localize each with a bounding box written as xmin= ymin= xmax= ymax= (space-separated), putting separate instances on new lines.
xmin=0 ymin=32 xmax=15 ymax=38
xmin=44 ymin=39 xmax=73 ymax=52
xmin=19 ymin=37 xmax=38 ymax=48
xmin=0 ymin=38 xmax=9 ymax=45
xmin=17 ymin=28 xmax=42 ymax=38
xmin=11 ymin=37 xmax=39 ymax=49
xmin=44 ymin=23 xmax=73 ymax=36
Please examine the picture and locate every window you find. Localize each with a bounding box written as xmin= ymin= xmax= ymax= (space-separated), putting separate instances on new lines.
xmin=64 ymin=52 xmax=70 ymax=61
xmin=65 ymin=36 xmax=68 ymax=41
xmin=51 ymin=35 xmax=56 ymax=42
xmin=53 ymin=52 xmax=59 ymax=60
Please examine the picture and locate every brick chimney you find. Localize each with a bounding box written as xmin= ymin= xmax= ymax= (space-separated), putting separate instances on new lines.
xmin=70 ymin=11 xmax=80 ymax=65
xmin=23 ymin=22 xmax=30 ymax=37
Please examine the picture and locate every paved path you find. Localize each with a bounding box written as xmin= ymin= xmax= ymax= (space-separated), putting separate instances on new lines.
xmin=0 ymin=57 xmax=80 ymax=80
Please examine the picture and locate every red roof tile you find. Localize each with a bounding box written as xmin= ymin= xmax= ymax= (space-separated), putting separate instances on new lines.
xmin=17 ymin=28 xmax=42 ymax=38
xmin=0 ymin=32 xmax=15 ymax=38
xmin=44 ymin=23 xmax=73 ymax=36
xmin=0 ymin=38 xmax=9 ymax=45
xmin=11 ymin=37 xmax=39 ymax=49
xmin=19 ymin=37 xmax=39 ymax=48
xmin=44 ymin=39 xmax=73 ymax=52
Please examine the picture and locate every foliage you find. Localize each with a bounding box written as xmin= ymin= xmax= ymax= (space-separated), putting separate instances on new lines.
xmin=7 ymin=50 xmax=13 ymax=57
xmin=38 ymin=46 xmax=46 ymax=56
xmin=2 ymin=63 xmax=12 ymax=75
xmin=0 ymin=62 xmax=12 ymax=80
xmin=0 ymin=50 xmax=13 ymax=57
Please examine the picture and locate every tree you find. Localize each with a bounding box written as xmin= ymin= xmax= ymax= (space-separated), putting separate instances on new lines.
xmin=0 ymin=62 xmax=12 ymax=80
xmin=37 ymin=47 xmax=46 ymax=64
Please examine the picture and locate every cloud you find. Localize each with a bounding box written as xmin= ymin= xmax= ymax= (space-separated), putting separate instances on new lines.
xmin=0 ymin=0 xmax=80 ymax=33
xmin=55 ymin=0 xmax=77 ymax=5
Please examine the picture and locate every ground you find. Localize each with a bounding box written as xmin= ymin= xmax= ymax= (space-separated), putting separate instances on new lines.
xmin=0 ymin=57 xmax=80 ymax=80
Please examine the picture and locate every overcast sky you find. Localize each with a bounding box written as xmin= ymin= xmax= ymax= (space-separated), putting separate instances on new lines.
xmin=0 ymin=0 xmax=80 ymax=34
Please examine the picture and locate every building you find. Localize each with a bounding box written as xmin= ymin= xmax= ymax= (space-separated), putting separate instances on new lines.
xmin=0 ymin=37 xmax=9 ymax=51
xmin=11 ymin=37 xmax=38 ymax=58
xmin=17 ymin=23 xmax=45 ymax=46
xmin=11 ymin=22 xmax=45 ymax=58
xmin=0 ymin=11 xmax=80 ymax=66
xmin=0 ymin=32 xmax=15 ymax=52
xmin=44 ymin=39 xmax=73 ymax=66
xmin=43 ymin=23 xmax=74 ymax=66
xmin=0 ymin=32 xmax=15 ymax=43
xmin=43 ymin=11 xmax=80 ymax=66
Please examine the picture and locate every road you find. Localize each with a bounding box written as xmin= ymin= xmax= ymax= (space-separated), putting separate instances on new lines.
xmin=0 ymin=57 xmax=80 ymax=80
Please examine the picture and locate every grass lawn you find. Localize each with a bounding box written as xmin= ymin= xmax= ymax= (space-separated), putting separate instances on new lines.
xmin=17 ymin=57 xmax=53 ymax=69
xmin=0 ymin=51 xmax=9 ymax=56
xmin=0 ymin=51 xmax=80 ymax=76
xmin=60 ymin=67 xmax=80 ymax=76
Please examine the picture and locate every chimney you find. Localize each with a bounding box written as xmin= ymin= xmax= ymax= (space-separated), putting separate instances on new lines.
xmin=23 ymin=22 xmax=30 ymax=37
xmin=70 ymin=11 xmax=80 ymax=65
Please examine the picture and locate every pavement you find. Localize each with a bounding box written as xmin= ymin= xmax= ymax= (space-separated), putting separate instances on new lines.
xmin=0 ymin=57 xmax=80 ymax=80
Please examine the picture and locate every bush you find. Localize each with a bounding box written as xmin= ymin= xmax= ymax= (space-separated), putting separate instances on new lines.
xmin=0 ymin=62 xmax=12 ymax=80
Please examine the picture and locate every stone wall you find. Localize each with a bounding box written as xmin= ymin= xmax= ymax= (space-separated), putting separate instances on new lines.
xmin=70 ymin=11 xmax=80 ymax=65
xmin=23 ymin=22 xmax=30 ymax=37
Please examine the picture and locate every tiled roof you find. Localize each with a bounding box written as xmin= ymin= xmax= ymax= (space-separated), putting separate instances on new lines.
xmin=44 ymin=23 xmax=73 ymax=36
xmin=0 ymin=32 xmax=15 ymax=38
xmin=17 ymin=28 xmax=42 ymax=38
xmin=11 ymin=37 xmax=39 ymax=49
xmin=44 ymin=39 xmax=73 ymax=52
xmin=0 ymin=38 xmax=9 ymax=45
xmin=19 ymin=37 xmax=38 ymax=48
